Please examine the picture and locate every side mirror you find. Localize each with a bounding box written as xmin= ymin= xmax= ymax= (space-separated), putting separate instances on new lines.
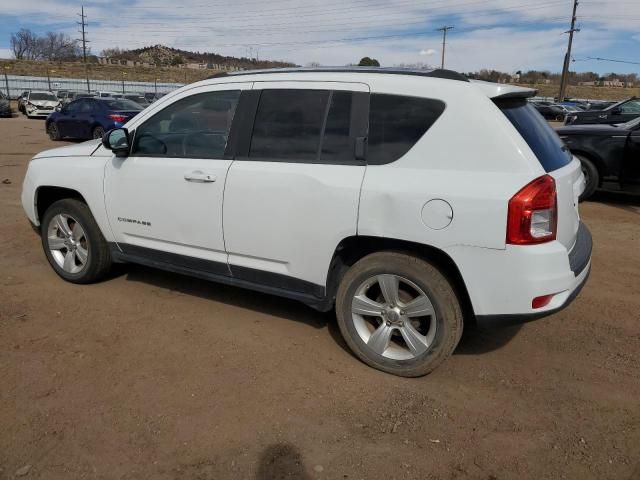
xmin=102 ymin=128 xmax=130 ymax=157
xmin=611 ymin=108 xmax=622 ymax=115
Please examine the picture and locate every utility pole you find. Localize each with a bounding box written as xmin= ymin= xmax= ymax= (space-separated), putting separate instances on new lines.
xmin=121 ymin=72 xmax=126 ymax=94
xmin=436 ymin=26 xmax=454 ymax=69
xmin=77 ymin=6 xmax=91 ymax=92
xmin=558 ymin=0 xmax=580 ymax=101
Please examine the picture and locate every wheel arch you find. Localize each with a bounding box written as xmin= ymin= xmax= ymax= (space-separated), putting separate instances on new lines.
xmin=35 ymin=186 xmax=88 ymax=225
xmin=326 ymin=236 xmax=475 ymax=323
xmin=571 ymin=149 xmax=607 ymax=184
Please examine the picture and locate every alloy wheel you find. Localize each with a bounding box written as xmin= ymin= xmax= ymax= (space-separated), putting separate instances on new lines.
xmin=351 ymin=274 xmax=437 ymax=360
xmin=46 ymin=213 xmax=89 ymax=274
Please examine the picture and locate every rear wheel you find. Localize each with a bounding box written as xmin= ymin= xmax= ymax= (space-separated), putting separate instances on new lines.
xmin=40 ymin=199 xmax=112 ymax=284
xmin=335 ymin=252 xmax=463 ymax=377
xmin=47 ymin=122 xmax=61 ymax=141
xmin=576 ymin=154 xmax=599 ymax=201
xmin=92 ymin=126 xmax=105 ymax=140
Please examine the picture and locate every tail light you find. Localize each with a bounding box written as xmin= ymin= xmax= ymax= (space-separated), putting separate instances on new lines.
xmin=109 ymin=114 xmax=128 ymax=122
xmin=507 ymin=175 xmax=557 ymax=245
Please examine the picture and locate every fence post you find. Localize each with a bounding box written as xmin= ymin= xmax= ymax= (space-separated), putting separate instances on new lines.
xmin=3 ymin=67 xmax=9 ymax=98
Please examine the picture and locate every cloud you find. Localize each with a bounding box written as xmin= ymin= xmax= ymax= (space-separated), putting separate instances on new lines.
xmin=0 ymin=0 xmax=637 ymax=73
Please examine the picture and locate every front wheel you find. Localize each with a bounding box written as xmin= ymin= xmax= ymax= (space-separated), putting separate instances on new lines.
xmin=335 ymin=252 xmax=464 ymax=377
xmin=40 ymin=199 xmax=112 ymax=284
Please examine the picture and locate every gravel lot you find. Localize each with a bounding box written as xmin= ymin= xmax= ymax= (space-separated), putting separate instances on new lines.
xmin=1 ymin=116 xmax=639 ymax=480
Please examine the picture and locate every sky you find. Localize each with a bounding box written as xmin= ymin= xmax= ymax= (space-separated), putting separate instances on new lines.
xmin=0 ymin=0 xmax=639 ymax=75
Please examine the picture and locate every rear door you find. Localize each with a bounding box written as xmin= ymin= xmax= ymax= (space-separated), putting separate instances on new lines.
xmin=223 ymin=81 xmax=369 ymax=293
xmin=614 ymin=99 xmax=640 ymax=124
xmin=622 ymin=124 xmax=640 ymax=190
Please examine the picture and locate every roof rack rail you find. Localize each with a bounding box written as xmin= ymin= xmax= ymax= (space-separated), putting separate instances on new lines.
xmin=207 ymin=67 xmax=468 ymax=82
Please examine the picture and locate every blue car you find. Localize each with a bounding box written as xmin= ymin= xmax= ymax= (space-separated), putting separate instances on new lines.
xmin=46 ymin=97 xmax=143 ymax=141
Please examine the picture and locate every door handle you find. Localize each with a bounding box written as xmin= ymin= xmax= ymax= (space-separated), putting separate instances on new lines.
xmin=184 ymin=171 xmax=216 ymax=183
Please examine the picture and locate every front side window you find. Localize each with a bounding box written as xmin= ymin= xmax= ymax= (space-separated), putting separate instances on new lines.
xmin=367 ymin=94 xmax=446 ymax=164
xmin=65 ymin=100 xmax=83 ymax=114
xmin=131 ymin=90 xmax=240 ymax=158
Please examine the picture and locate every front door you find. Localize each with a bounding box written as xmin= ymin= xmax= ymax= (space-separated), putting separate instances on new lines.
xmin=104 ymin=83 xmax=250 ymax=271
xmin=223 ymin=82 xmax=369 ymax=294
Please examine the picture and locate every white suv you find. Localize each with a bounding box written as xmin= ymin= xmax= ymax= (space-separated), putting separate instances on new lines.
xmin=21 ymin=68 xmax=592 ymax=377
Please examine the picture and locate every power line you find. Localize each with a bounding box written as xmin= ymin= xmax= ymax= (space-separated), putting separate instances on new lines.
xmin=586 ymin=56 xmax=640 ymax=66
xmin=436 ymin=26 xmax=454 ymax=69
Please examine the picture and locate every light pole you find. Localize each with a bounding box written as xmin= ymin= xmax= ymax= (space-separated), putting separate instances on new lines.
xmin=121 ymin=71 xmax=126 ymax=94
xmin=47 ymin=68 xmax=56 ymax=91
xmin=154 ymin=77 xmax=158 ymax=96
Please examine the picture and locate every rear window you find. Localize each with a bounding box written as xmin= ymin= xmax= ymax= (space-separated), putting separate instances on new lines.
xmin=498 ymin=100 xmax=571 ymax=172
xmin=102 ymin=99 xmax=143 ymax=111
xmin=367 ymin=94 xmax=445 ymax=164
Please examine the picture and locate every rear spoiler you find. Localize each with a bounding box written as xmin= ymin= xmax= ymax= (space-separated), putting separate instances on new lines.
xmin=471 ymin=80 xmax=537 ymax=100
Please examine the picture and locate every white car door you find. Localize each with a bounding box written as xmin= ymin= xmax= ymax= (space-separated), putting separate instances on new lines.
xmin=223 ymin=81 xmax=369 ymax=295
xmin=104 ymin=83 xmax=251 ymax=271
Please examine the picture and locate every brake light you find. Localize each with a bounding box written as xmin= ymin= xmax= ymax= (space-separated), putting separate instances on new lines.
xmin=507 ymin=175 xmax=557 ymax=245
xmin=109 ymin=114 xmax=128 ymax=122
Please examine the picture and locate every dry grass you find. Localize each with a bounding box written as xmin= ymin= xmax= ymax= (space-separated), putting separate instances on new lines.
xmin=521 ymin=83 xmax=640 ymax=101
xmin=1 ymin=59 xmax=219 ymax=84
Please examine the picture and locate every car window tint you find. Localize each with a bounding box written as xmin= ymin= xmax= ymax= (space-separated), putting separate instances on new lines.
xmin=250 ymin=89 xmax=330 ymax=161
xmin=78 ymin=100 xmax=94 ymax=113
xmin=498 ymin=100 xmax=571 ymax=173
xmin=132 ymin=90 xmax=240 ymax=159
xmin=65 ymin=100 xmax=83 ymax=113
xmin=320 ymin=91 xmax=353 ymax=162
xmin=367 ymin=94 xmax=446 ymax=164
xmin=103 ymin=99 xmax=143 ymax=111
xmin=620 ymin=100 xmax=640 ymax=114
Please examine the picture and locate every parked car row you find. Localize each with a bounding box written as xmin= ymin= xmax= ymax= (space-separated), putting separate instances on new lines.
xmin=16 ymin=89 xmax=167 ymax=119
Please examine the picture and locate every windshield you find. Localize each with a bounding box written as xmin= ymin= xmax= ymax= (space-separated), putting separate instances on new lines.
xmin=497 ymin=100 xmax=572 ymax=173
xmin=30 ymin=92 xmax=57 ymax=101
xmin=102 ymin=99 xmax=143 ymax=111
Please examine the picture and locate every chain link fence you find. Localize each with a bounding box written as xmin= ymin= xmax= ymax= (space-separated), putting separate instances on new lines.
xmin=2 ymin=74 xmax=183 ymax=99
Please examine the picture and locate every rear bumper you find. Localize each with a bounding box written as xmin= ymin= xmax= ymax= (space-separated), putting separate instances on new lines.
xmin=475 ymin=262 xmax=590 ymax=328
xmin=447 ymin=222 xmax=593 ymax=328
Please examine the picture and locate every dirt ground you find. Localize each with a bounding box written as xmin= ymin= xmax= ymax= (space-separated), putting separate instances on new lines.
xmin=0 ymin=116 xmax=638 ymax=480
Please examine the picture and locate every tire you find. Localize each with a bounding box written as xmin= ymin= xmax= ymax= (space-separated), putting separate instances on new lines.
xmin=40 ymin=199 xmax=112 ymax=284
xmin=92 ymin=125 xmax=105 ymax=140
xmin=335 ymin=252 xmax=464 ymax=377
xmin=47 ymin=122 xmax=61 ymax=141
xmin=576 ymin=154 xmax=599 ymax=201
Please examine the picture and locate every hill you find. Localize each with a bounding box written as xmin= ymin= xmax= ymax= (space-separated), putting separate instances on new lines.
xmin=101 ymin=45 xmax=295 ymax=70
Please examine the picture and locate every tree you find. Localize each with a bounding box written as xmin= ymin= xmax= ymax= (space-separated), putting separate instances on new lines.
xmin=10 ymin=28 xmax=79 ymax=60
xmin=358 ymin=57 xmax=380 ymax=67
xmin=10 ymin=28 xmax=39 ymax=60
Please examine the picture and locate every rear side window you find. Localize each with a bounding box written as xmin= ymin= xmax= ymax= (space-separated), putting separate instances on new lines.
xmin=498 ymin=101 xmax=571 ymax=172
xmin=367 ymin=94 xmax=445 ymax=164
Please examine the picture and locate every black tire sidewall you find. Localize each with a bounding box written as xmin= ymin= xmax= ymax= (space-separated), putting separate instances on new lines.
xmin=40 ymin=199 xmax=107 ymax=283
xmin=93 ymin=126 xmax=105 ymax=139
xmin=577 ymin=155 xmax=599 ymax=201
xmin=48 ymin=122 xmax=60 ymax=140
xmin=336 ymin=252 xmax=463 ymax=377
